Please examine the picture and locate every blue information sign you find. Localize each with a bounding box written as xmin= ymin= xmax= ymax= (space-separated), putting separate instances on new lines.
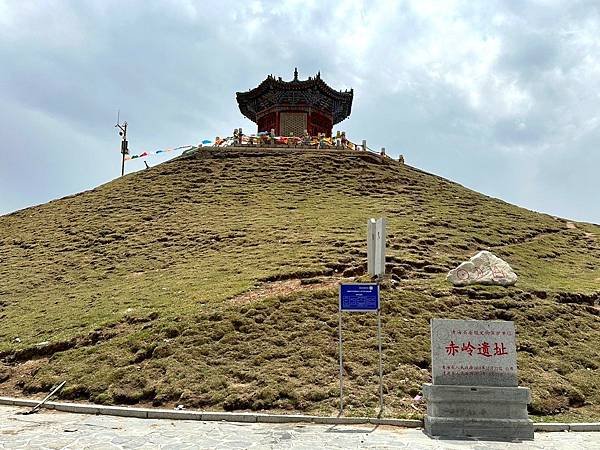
xmin=339 ymin=283 xmax=379 ymax=312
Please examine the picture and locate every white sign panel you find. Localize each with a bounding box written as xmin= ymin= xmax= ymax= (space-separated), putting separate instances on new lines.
xmin=367 ymin=218 xmax=386 ymax=277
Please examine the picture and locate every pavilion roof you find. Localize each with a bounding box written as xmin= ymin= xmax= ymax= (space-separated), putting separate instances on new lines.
xmin=236 ymin=69 xmax=353 ymax=125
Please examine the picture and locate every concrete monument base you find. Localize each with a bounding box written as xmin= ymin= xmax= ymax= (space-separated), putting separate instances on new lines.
xmin=422 ymin=383 xmax=534 ymax=441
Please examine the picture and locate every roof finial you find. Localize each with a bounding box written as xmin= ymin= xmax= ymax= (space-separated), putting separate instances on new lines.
xmin=294 ymin=67 xmax=298 ymax=80
xmin=317 ymin=71 xmax=320 ymax=79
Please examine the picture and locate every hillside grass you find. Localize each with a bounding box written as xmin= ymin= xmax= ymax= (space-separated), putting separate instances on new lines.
xmin=0 ymin=148 xmax=599 ymax=420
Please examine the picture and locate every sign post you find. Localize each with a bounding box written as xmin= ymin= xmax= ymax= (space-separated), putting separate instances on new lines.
xmin=338 ymin=283 xmax=383 ymax=415
xmin=377 ymin=306 xmax=383 ymax=415
xmin=115 ymin=113 xmax=129 ymax=177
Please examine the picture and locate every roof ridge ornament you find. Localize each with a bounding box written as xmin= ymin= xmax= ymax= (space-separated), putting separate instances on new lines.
xmin=294 ymin=67 xmax=298 ymax=81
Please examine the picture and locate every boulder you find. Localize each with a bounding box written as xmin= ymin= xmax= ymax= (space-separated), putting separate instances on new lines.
xmin=447 ymin=251 xmax=517 ymax=287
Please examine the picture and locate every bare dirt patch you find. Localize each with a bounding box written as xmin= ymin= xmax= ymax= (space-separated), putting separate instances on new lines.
xmin=229 ymin=278 xmax=341 ymax=305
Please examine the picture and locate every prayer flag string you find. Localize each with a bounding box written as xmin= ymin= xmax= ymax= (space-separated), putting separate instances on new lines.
xmin=124 ymin=145 xmax=196 ymax=161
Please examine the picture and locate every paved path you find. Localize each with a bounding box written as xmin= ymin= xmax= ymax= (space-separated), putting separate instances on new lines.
xmin=1 ymin=406 xmax=598 ymax=449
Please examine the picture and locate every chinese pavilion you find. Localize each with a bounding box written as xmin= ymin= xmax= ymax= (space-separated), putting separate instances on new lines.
xmin=236 ymin=69 xmax=353 ymax=137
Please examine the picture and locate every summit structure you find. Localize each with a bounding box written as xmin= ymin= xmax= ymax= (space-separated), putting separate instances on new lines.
xmin=236 ymin=69 xmax=353 ymax=137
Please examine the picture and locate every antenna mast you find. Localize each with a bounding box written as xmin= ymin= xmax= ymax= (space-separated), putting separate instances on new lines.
xmin=115 ymin=110 xmax=129 ymax=177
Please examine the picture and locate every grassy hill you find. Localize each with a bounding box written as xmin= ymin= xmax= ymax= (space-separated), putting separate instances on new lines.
xmin=1 ymin=147 xmax=599 ymax=421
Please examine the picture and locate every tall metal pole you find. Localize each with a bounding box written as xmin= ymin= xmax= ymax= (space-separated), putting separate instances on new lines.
xmin=377 ymin=306 xmax=384 ymax=415
xmin=338 ymin=305 xmax=344 ymax=415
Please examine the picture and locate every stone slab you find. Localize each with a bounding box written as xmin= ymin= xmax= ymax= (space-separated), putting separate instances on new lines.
xmin=369 ymin=418 xmax=423 ymax=427
xmin=423 ymin=384 xmax=531 ymax=403
xmin=425 ymin=416 xmax=534 ymax=441
xmin=534 ymin=422 xmax=570 ymax=432
xmin=146 ymin=410 xmax=202 ymax=420
xmin=51 ymin=402 xmax=103 ymax=415
xmin=255 ymin=413 xmax=314 ymax=423
xmin=431 ymin=318 xmax=517 ymax=386
xmin=423 ymin=384 xmax=534 ymax=440
xmin=311 ymin=416 xmax=370 ymax=425
xmin=5 ymin=398 xmax=38 ymax=407
xmin=569 ymin=422 xmax=600 ymax=431
xmin=423 ymin=384 xmax=530 ymax=420
xmin=201 ymin=412 xmax=257 ymax=423
xmin=94 ymin=405 xmax=148 ymax=418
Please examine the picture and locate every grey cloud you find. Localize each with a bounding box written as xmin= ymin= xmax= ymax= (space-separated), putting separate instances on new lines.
xmin=499 ymin=32 xmax=559 ymax=72
xmin=492 ymin=118 xmax=547 ymax=146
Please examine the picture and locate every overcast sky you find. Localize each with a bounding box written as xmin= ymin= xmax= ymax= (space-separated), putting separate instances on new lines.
xmin=1 ymin=0 xmax=599 ymax=223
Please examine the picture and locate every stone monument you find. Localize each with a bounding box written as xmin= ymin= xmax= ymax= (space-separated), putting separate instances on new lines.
xmin=423 ymin=319 xmax=534 ymax=441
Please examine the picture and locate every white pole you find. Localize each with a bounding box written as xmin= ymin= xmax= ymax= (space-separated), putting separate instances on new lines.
xmin=377 ymin=307 xmax=384 ymax=415
xmin=338 ymin=305 xmax=344 ymax=415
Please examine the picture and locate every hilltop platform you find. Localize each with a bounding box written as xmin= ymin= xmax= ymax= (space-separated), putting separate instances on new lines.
xmin=182 ymin=145 xmax=394 ymax=165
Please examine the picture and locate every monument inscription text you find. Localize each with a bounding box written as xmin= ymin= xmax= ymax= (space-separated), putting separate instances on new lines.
xmin=431 ymin=319 xmax=517 ymax=387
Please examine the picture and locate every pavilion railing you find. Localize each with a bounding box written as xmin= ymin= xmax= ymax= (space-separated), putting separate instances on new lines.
xmin=208 ymin=131 xmax=387 ymax=158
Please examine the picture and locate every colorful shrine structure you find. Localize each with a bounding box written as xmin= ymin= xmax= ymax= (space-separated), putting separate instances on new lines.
xmin=236 ymin=69 xmax=353 ymax=138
